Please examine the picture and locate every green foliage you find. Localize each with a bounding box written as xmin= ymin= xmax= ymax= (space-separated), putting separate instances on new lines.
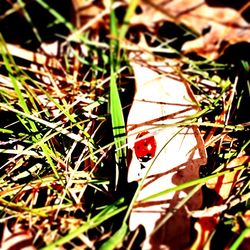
xmin=109 ymin=4 xmax=127 ymax=188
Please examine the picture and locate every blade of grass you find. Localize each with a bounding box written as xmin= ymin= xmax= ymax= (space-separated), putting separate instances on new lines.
xmin=0 ymin=103 xmax=91 ymax=146
xmin=99 ymin=222 xmax=128 ymax=250
xmin=119 ymin=0 xmax=140 ymax=40
xmin=109 ymin=3 xmax=127 ymax=189
xmin=17 ymin=0 xmax=42 ymax=42
xmin=0 ymin=197 xmax=48 ymax=217
xmin=229 ymin=226 xmax=250 ymax=250
xmin=35 ymin=0 xmax=75 ymax=32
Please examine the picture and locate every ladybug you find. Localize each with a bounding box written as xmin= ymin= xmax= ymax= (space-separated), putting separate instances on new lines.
xmin=134 ymin=130 xmax=157 ymax=163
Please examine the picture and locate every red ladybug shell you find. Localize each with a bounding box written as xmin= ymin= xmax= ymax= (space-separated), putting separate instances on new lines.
xmin=134 ymin=130 xmax=157 ymax=162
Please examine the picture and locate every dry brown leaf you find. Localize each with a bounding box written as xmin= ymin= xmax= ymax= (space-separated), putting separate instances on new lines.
xmin=188 ymin=193 xmax=250 ymax=248
xmin=189 ymin=215 xmax=220 ymax=250
xmin=127 ymin=63 xmax=207 ymax=249
xmin=126 ymin=0 xmax=250 ymax=59
xmin=5 ymin=43 xmax=61 ymax=69
xmin=242 ymin=210 xmax=250 ymax=232
xmin=0 ymin=222 xmax=36 ymax=250
xmin=233 ymin=210 xmax=250 ymax=238
xmin=206 ymin=155 xmax=250 ymax=200
xmin=71 ymin=0 xmax=106 ymax=28
xmin=190 ymin=209 xmax=250 ymax=249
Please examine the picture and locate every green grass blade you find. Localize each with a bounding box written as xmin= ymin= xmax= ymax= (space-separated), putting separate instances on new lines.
xmin=17 ymin=0 xmax=41 ymax=42
xmin=109 ymin=76 xmax=126 ymax=160
xmin=142 ymin=165 xmax=246 ymax=202
xmin=229 ymin=226 xmax=250 ymax=250
xmin=109 ymin=3 xmax=127 ymax=188
xmin=36 ymin=0 xmax=75 ymax=32
xmin=99 ymin=222 xmax=128 ymax=250
xmin=119 ymin=0 xmax=140 ymax=40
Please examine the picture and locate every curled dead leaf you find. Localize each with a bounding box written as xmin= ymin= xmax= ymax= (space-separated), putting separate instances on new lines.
xmin=126 ymin=0 xmax=250 ymax=59
xmin=189 ymin=215 xmax=220 ymax=250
